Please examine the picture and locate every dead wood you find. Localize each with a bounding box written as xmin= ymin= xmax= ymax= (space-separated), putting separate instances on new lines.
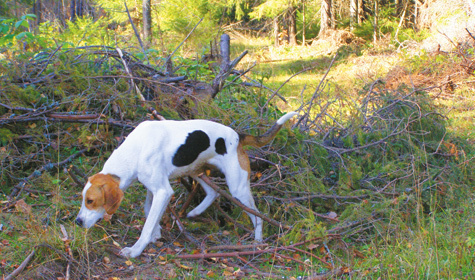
xmin=9 ymin=143 xmax=106 ymax=198
xmin=4 ymin=249 xmax=36 ymax=280
xmin=207 ymin=243 xmax=269 ymax=251
xmin=177 ymin=236 xmax=336 ymax=266
xmin=198 ymin=174 xmax=291 ymax=230
xmin=210 ymin=34 xmax=249 ymax=98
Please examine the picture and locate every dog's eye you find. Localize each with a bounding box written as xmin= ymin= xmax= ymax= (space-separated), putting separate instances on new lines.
xmin=86 ymin=199 xmax=93 ymax=204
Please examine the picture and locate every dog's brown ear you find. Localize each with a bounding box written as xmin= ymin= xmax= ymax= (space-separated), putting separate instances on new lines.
xmin=102 ymin=176 xmax=123 ymax=215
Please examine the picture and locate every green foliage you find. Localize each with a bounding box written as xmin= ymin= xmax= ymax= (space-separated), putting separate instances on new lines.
xmin=57 ymin=17 xmax=115 ymax=47
xmin=352 ymin=6 xmax=429 ymax=45
xmin=0 ymin=14 xmax=47 ymax=52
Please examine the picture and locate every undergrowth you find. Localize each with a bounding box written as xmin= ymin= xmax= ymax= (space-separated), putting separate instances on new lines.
xmin=1 ymin=35 xmax=475 ymax=279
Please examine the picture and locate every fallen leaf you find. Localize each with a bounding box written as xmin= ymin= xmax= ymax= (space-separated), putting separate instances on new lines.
xmin=207 ymin=271 xmax=216 ymax=277
xmin=177 ymin=263 xmax=192 ymax=270
xmin=125 ymin=260 xmax=132 ymax=266
xmin=15 ymin=199 xmax=32 ymax=214
xmin=173 ymin=242 xmax=183 ymax=247
xmin=353 ymin=249 xmax=365 ymax=259
xmin=103 ymin=257 xmax=110 ymax=264
xmin=307 ymin=243 xmax=318 ymax=250
xmin=147 ymin=248 xmax=157 ymax=254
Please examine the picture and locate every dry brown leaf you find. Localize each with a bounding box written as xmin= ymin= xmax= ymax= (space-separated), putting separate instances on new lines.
xmin=15 ymin=199 xmax=32 ymax=214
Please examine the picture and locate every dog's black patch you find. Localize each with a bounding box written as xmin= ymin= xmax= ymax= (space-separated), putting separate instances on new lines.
xmin=172 ymin=130 xmax=210 ymax=167
xmin=215 ymin=138 xmax=227 ymax=155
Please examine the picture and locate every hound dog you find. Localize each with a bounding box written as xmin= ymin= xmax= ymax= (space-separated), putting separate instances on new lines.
xmin=75 ymin=112 xmax=297 ymax=258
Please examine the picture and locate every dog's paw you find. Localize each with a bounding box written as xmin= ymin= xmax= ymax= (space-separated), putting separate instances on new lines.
xmin=120 ymin=247 xmax=141 ymax=258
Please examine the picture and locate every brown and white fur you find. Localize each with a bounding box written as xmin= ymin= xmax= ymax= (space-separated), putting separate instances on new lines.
xmin=75 ymin=112 xmax=297 ymax=258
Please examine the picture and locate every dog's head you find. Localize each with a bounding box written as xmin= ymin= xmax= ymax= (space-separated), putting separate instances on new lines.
xmin=76 ymin=173 xmax=123 ymax=228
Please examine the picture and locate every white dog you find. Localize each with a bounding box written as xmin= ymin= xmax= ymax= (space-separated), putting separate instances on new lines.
xmin=76 ymin=112 xmax=297 ymax=258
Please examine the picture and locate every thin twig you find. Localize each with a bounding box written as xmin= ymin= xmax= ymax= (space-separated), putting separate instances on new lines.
xmin=166 ymin=18 xmax=204 ymax=66
xmin=208 ymin=243 xmax=269 ymax=251
xmin=198 ymin=175 xmax=291 ymax=230
xmin=124 ymin=1 xmax=148 ymax=62
xmin=4 ymin=249 xmax=36 ymax=280
xmin=9 ymin=144 xmax=106 ymax=198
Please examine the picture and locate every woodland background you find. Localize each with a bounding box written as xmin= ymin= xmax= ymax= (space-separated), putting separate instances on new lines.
xmin=1 ymin=0 xmax=475 ymax=279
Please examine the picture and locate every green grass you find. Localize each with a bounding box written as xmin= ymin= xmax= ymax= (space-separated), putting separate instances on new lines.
xmin=1 ymin=29 xmax=475 ymax=279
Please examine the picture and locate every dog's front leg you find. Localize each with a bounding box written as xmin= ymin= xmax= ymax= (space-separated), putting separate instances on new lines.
xmin=120 ymin=185 xmax=173 ymax=258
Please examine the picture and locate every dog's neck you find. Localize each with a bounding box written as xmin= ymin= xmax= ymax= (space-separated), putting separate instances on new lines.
xmin=101 ymin=147 xmax=138 ymax=190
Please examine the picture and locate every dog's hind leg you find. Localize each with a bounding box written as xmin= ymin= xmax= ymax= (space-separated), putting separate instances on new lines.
xmin=186 ymin=176 xmax=219 ymax=218
xmin=224 ymin=157 xmax=263 ymax=241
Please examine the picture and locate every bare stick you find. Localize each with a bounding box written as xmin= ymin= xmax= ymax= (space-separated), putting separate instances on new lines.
xmin=4 ymin=249 xmax=36 ymax=280
xmin=264 ymin=65 xmax=318 ymax=108
xmin=166 ymin=17 xmax=204 ymax=65
xmin=178 ymin=182 xmax=200 ymax=217
xmin=198 ymin=175 xmax=291 ymax=230
xmin=306 ymin=52 xmax=338 ymax=117
xmin=116 ymin=48 xmax=165 ymax=120
xmin=168 ymin=205 xmax=199 ymax=245
xmin=124 ymin=1 xmax=148 ymax=62
xmin=60 ymin=224 xmax=73 ymax=280
xmin=208 ymin=243 xmax=269 ymax=251
xmin=10 ymin=144 xmax=106 ymax=198
xmin=215 ymin=202 xmax=253 ymax=234
xmin=177 ymin=236 xmax=335 ymax=265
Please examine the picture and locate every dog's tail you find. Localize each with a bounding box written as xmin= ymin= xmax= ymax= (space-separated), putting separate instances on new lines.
xmin=239 ymin=112 xmax=298 ymax=147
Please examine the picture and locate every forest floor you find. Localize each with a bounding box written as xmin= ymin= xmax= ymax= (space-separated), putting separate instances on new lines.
xmin=1 ymin=31 xmax=475 ymax=279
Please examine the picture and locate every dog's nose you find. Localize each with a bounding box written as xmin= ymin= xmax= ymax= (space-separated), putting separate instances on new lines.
xmin=75 ymin=217 xmax=83 ymax=227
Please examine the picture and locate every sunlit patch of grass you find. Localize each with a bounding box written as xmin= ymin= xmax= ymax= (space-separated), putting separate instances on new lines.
xmin=356 ymin=192 xmax=475 ymax=278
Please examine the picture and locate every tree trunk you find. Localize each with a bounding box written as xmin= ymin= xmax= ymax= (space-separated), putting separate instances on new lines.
xmin=70 ymin=0 xmax=76 ymax=21
xmin=288 ymin=7 xmax=297 ymax=45
xmin=358 ymin=0 xmax=364 ymax=24
xmin=143 ymin=0 xmax=152 ymax=47
xmin=373 ymin=0 xmax=378 ymax=44
xmin=76 ymin=0 xmax=83 ymax=18
xmin=319 ymin=0 xmax=332 ymax=37
xmin=273 ymin=17 xmax=279 ymax=47
xmin=350 ymin=0 xmax=357 ymax=30
xmin=302 ymin=0 xmax=306 ymax=46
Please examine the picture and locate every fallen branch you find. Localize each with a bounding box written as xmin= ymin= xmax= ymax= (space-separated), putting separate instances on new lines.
xmin=214 ymin=202 xmax=253 ymax=234
xmin=9 ymin=143 xmax=106 ymax=198
xmin=198 ymin=175 xmax=291 ymax=230
xmin=207 ymin=243 xmax=268 ymax=251
xmin=166 ymin=18 xmax=204 ymax=67
xmin=168 ymin=205 xmax=200 ymax=246
xmin=124 ymin=1 xmax=147 ymax=62
xmin=308 ymin=268 xmax=346 ymax=280
xmin=60 ymin=224 xmax=73 ymax=280
xmin=0 ymin=115 xmax=135 ymax=129
xmin=4 ymin=249 xmax=36 ymax=280
xmin=176 ymin=236 xmax=334 ymax=266
xmin=211 ymin=34 xmax=248 ymax=98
